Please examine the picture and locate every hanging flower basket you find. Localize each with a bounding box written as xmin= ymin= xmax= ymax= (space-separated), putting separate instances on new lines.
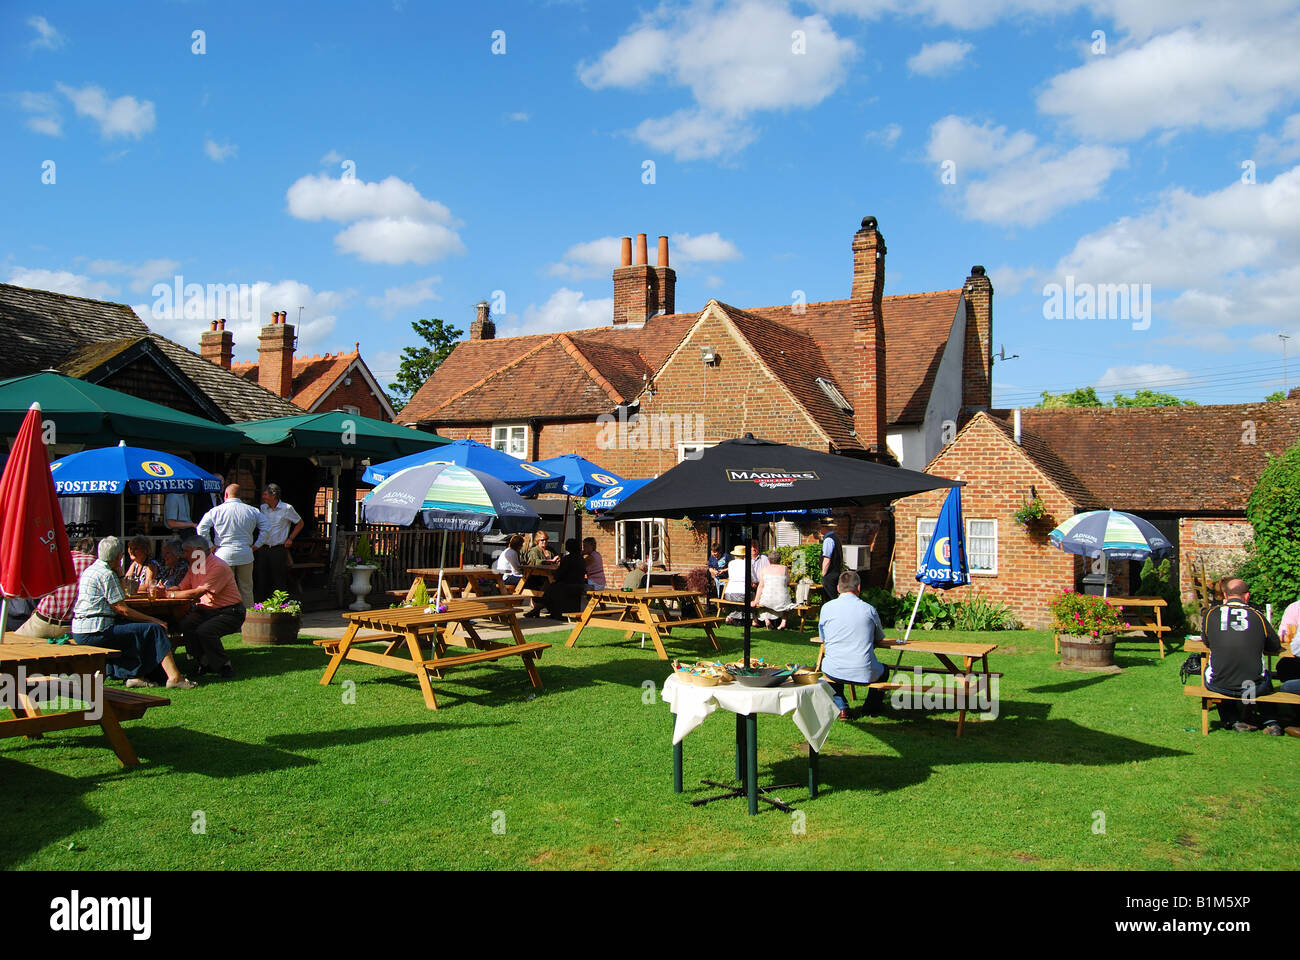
xmin=1014 ymin=497 xmax=1047 ymax=527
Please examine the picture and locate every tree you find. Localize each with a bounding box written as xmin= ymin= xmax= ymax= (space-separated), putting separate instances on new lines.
xmin=1265 ymin=391 xmax=1287 ymax=402
xmin=387 ymin=317 xmax=463 ymax=412
xmin=1038 ymin=386 xmax=1102 ymax=408
xmin=1111 ymin=389 xmax=1197 ymax=407
xmin=1243 ymin=440 xmax=1300 ymax=617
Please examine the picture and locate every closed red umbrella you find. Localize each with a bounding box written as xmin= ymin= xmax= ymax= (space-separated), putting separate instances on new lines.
xmin=0 ymin=402 xmax=76 ymax=631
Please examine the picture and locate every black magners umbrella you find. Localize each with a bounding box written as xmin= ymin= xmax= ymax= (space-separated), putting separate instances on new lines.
xmin=607 ymin=433 xmax=960 ymax=666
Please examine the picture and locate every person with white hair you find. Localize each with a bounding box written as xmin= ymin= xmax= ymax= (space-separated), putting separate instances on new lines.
xmin=70 ymin=536 xmax=196 ymax=689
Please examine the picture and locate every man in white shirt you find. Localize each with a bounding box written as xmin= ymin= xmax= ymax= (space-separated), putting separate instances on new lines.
xmin=197 ymin=484 xmax=265 ymax=607
xmin=254 ymin=483 xmax=304 ymax=600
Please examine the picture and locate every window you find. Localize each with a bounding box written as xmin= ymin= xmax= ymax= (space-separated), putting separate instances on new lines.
xmin=616 ymin=518 xmax=667 ymax=566
xmin=492 ymin=423 xmax=528 ymax=459
xmin=916 ymin=518 xmax=936 ymax=566
xmin=340 ymin=404 xmax=360 ymax=415
xmin=966 ymin=519 xmax=997 ymax=574
xmin=774 ymin=521 xmax=801 ymax=547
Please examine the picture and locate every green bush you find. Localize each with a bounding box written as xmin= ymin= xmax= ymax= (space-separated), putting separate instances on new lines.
xmin=777 ymin=543 xmax=824 ymax=581
xmin=953 ymin=592 xmax=1021 ymax=631
xmin=1245 ymin=441 xmax=1300 ymax=613
xmin=861 ymin=586 xmax=901 ymax=626
xmin=1137 ymin=557 xmax=1187 ymax=633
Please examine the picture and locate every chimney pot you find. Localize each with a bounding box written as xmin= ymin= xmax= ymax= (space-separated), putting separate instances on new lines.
xmin=657 ymin=235 xmax=669 ymax=268
xmin=620 ymin=237 xmax=632 ymax=267
xmin=219 ymin=318 xmax=226 ymax=330
xmin=970 ymin=265 xmax=986 ymax=277
xmin=635 ymin=234 xmax=648 ymax=266
xmin=210 ymin=320 xmax=218 ymax=331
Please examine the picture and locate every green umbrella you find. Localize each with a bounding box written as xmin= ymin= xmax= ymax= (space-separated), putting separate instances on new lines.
xmin=0 ymin=371 xmax=243 ymax=450
xmin=236 ymin=411 xmax=450 ymax=460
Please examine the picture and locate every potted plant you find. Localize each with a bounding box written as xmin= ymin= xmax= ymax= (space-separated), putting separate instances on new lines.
xmin=346 ymin=533 xmax=379 ymax=611
xmin=243 ymin=590 xmax=302 ymax=645
xmin=1050 ymin=587 xmax=1129 ymax=669
xmin=1014 ymin=496 xmax=1047 ymax=527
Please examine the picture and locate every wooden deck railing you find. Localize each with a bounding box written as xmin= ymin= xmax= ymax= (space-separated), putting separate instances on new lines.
xmin=332 ymin=528 xmax=490 ymax=597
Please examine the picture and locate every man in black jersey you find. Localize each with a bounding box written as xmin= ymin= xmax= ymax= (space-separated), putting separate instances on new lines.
xmin=1202 ymin=579 xmax=1283 ymax=734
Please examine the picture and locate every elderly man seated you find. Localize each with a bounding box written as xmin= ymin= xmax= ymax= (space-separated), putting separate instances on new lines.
xmin=70 ymin=536 xmax=196 ymax=689
xmin=818 ymin=569 xmax=889 ymax=721
xmin=160 ymin=534 xmax=247 ymax=680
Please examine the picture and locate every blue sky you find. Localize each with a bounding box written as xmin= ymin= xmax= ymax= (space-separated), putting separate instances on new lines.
xmin=5 ymin=0 xmax=1300 ymax=407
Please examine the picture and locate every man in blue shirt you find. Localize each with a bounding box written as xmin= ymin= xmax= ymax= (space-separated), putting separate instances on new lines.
xmin=819 ymin=518 xmax=843 ymax=604
xmin=818 ymin=569 xmax=888 ymax=721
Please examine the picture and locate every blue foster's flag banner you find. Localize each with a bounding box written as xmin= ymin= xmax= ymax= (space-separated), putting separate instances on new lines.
xmin=916 ymin=486 xmax=970 ymax=589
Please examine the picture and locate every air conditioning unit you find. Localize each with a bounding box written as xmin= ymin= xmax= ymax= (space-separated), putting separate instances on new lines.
xmin=843 ymin=544 xmax=870 ymax=570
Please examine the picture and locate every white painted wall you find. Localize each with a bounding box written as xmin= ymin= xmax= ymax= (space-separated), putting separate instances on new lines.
xmin=887 ymin=294 xmax=967 ymax=470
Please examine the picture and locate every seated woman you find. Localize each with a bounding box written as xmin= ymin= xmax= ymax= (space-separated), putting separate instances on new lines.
xmin=156 ymin=539 xmax=190 ymax=588
xmin=495 ymin=534 xmax=525 ymax=587
xmin=123 ymin=534 xmax=160 ymax=595
xmin=723 ymin=545 xmax=756 ymax=624
xmin=539 ymin=538 xmax=587 ymax=618
xmin=70 ymin=536 xmax=196 ymax=689
xmin=752 ymin=551 xmax=795 ymax=630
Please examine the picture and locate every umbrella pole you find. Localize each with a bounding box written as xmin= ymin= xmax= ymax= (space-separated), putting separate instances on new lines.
xmin=1103 ymin=553 xmax=1109 ymax=599
xmin=0 ymin=598 xmax=7 ymax=634
xmin=743 ymin=509 xmax=752 ymax=667
xmin=119 ymin=493 xmax=125 ymax=539
xmin=902 ymin=583 xmax=926 ymax=643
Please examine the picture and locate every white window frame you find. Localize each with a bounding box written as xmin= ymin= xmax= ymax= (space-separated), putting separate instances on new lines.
xmin=492 ymin=423 xmax=529 ymax=460
xmin=678 ymin=441 xmax=717 ymax=462
xmin=615 ymin=518 xmax=668 ymax=566
xmin=340 ymin=404 xmax=360 ymax=415
xmin=966 ymin=518 xmax=998 ymax=575
xmin=916 ymin=517 xmax=937 ymax=570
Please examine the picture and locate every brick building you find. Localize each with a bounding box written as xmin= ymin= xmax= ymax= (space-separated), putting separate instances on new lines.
xmin=401 ymin=217 xmax=994 ymax=586
xmin=893 ymin=402 xmax=1300 ymax=628
xmin=200 ymin=312 xmax=395 ymax=422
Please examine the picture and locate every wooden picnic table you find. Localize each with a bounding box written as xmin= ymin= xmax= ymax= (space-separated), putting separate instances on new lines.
xmin=318 ymin=600 xmax=550 ymax=710
xmin=1183 ymin=637 xmax=1293 ymax=684
xmin=564 ymin=587 xmax=723 ymax=660
xmin=1109 ymin=596 xmax=1170 ymax=657
xmin=0 ymin=637 xmax=169 ymax=766
xmin=407 ymin=567 xmax=507 ymax=602
xmin=121 ymin=595 xmax=194 ymax=646
xmin=514 ymin=563 xmax=560 ymax=596
xmin=810 ymin=634 xmax=999 ymax=736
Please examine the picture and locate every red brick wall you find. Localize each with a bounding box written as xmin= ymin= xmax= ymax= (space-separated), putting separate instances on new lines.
xmin=962 ymin=268 xmax=993 ymax=414
xmin=314 ymin=377 xmax=391 ymax=421
xmin=892 ymin=414 xmax=1078 ymax=629
xmin=1177 ymin=517 xmax=1253 ymax=603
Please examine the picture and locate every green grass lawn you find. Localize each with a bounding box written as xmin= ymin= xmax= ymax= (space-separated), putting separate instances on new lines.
xmin=3 ymin=624 xmax=1297 ymax=870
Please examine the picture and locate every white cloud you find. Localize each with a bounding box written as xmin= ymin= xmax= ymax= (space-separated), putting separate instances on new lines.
xmin=1051 ymin=166 xmax=1300 ymax=348
xmin=581 ymin=0 xmax=856 ymax=161
xmin=55 ymin=83 xmax=155 ymax=139
xmin=366 ymin=275 xmax=442 ymax=311
xmin=1037 ymin=18 xmax=1300 ymax=141
xmin=508 ymin=112 xmax=530 ymax=122
xmin=547 ymin=231 xmax=741 ymax=279
xmin=133 ymin=279 xmax=347 ymax=365
xmin=27 ymin=15 xmax=64 ymax=51
xmin=906 ymin=39 xmax=972 ymax=76
xmin=1256 ymin=113 xmax=1300 ymax=165
xmin=1095 ymin=363 xmax=1191 ymax=392
xmin=926 ymin=115 xmax=1127 ymax=226
xmin=497 ymin=289 xmax=614 ymax=338
xmin=203 ymin=137 xmax=238 ymax=162
xmin=865 ymin=122 xmax=901 ymax=148
xmin=18 ymin=92 xmax=62 ymax=136
xmin=86 ymin=257 xmax=182 ymax=295
xmin=320 ymin=149 xmax=344 ymax=165
xmin=8 ymin=267 xmax=117 ymax=300
xmin=987 ymin=264 xmax=1037 ymax=295
xmin=286 ymin=172 xmax=465 ymax=265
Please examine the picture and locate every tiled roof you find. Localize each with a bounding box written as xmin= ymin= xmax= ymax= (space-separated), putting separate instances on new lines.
xmin=714 ymin=302 xmax=863 ymax=451
xmin=0 ymin=282 xmax=301 ymax=423
xmin=997 ymin=403 xmax=1300 ymax=513
xmin=980 ymin=413 xmax=1100 ymax=508
xmin=232 ymin=350 xmax=361 ymax=411
xmin=401 ymin=289 xmax=964 ymax=432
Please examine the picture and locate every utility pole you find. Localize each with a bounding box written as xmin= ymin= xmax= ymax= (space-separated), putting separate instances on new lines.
xmin=1282 ymin=333 xmax=1292 ymax=393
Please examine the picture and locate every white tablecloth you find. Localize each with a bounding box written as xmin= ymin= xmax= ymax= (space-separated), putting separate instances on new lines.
xmin=661 ymin=673 xmax=838 ymax=751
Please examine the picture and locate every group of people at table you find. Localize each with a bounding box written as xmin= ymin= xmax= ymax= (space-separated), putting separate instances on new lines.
xmin=4 ymin=483 xmax=307 ymax=690
xmin=492 ymin=531 xmax=607 ymax=617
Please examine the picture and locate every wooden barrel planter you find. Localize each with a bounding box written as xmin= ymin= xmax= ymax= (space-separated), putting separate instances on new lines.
xmin=1058 ymin=634 xmax=1117 ymax=669
xmin=242 ymin=610 xmax=302 ymax=645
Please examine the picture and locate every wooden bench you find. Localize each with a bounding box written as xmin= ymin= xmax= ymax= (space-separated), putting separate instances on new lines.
xmin=715 ymin=597 xmax=815 ymax=630
xmin=101 ymin=687 xmax=171 ymax=720
xmin=1184 ymin=684 xmax=1300 ymax=735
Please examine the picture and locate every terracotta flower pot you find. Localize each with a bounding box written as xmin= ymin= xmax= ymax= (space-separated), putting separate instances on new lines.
xmin=1058 ymin=634 xmax=1117 ymax=669
xmin=242 ymin=610 xmax=302 ymax=645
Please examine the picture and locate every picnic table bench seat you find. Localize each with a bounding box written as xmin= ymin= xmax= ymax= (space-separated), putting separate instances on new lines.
xmin=714 ymin=597 xmax=815 ymax=629
xmin=1184 ymin=684 xmax=1300 ymax=736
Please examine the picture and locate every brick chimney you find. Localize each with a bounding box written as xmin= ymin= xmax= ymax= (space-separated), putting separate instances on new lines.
xmin=199 ymin=318 xmax=234 ymax=370
xmin=962 ymin=265 xmax=994 ymax=416
xmin=613 ymin=233 xmax=664 ymax=327
xmin=470 ymin=300 xmax=495 ymax=340
xmin=257 ymin=310 xmax=296 ymax=398
xmin=850 ymin=216 xmax=888 ymax=459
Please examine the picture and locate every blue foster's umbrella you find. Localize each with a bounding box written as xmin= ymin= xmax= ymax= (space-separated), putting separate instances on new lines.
xmin=902 ymin=486 xmax=970 ymax=640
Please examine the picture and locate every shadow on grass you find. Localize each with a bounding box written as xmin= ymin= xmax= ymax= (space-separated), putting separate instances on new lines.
xmin=0 ymin=756 xmax=100 ymax=869
xmin=1024 ymin=674 xmax=1116 ymax=695
xmin=267 ymin=720 xmax=509 ymax=751
xmin=112 ymin=726 xmax=316 ymax=778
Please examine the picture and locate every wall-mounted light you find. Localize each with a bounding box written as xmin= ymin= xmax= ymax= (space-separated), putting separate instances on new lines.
xmin=700 ymin=345 xmax=718 ymax=364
